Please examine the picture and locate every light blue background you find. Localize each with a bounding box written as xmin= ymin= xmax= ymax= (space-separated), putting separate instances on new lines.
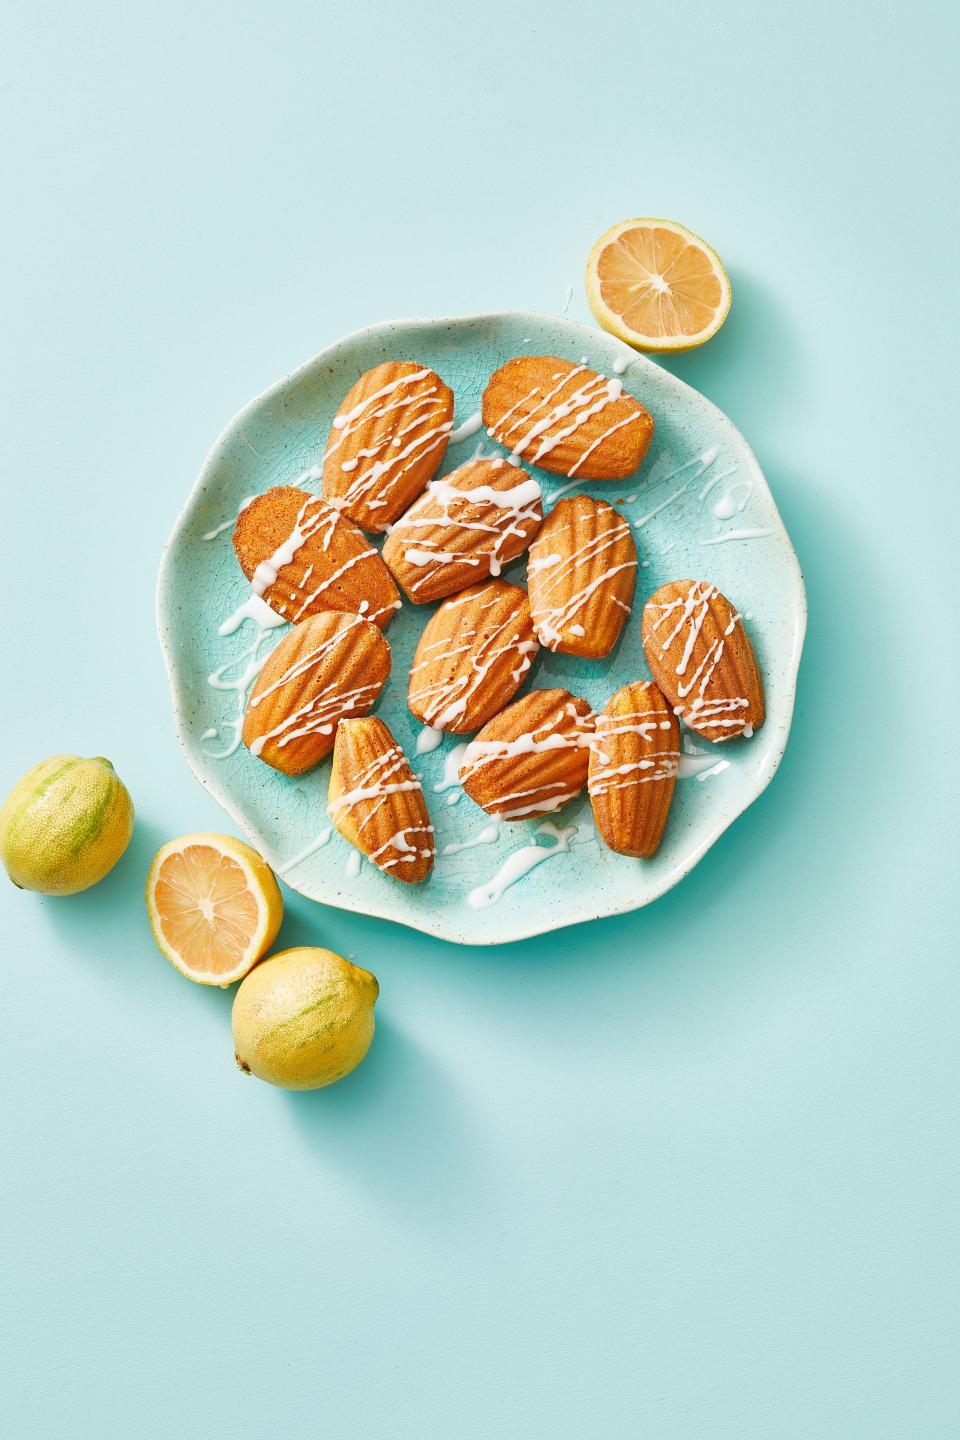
xmin=2 ymin=3 xmax=957 ymax=1436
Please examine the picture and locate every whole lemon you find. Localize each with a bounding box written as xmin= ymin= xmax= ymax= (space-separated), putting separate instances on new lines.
xmin=0 ymin=755 xmax=135 ymax=894
xmin=232 ymin=947 xmax=379 ymax=1090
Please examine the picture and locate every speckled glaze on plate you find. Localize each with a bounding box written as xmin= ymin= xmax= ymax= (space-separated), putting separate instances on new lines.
xmin=157 ymin=313 xmax=806 ymax=944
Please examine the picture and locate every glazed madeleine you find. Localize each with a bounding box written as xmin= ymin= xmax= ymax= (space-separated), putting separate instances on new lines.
xmin=322 ymin=362 xmax=454 ymax=530
xmin=482 ymin=355 xmax=654 ymax=479
xmin=588 ymin=681 xmax=679 ymax=857
xmin=243 ymin=611 xmax=391 ymax=774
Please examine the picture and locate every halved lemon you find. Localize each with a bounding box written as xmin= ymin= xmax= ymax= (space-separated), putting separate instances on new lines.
xmin=146 ymin=833 xmax=283 ymax=987
xmin=585 ymin=218 xmax=731 ymax=352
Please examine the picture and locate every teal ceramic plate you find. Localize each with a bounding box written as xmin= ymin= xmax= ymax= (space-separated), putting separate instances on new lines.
xmin=157 ymin=313 xmax=806 ymax=944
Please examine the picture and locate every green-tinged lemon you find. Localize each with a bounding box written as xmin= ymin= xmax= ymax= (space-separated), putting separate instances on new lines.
xmin=0 ymin=754 xmax=134 ymax=894
xmin=232 ymin=947 xmax=379 ymax=1090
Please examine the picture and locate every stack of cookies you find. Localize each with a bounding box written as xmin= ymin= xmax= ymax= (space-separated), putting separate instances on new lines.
xmin=231 ymin=355 xmax=764 ymax=884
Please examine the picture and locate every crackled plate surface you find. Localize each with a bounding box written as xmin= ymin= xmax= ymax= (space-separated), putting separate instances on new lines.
xmin=157 ymin=312 xmax=806 ymax=944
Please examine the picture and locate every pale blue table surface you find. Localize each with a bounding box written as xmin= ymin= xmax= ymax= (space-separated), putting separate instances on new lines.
xmin=2 ymin=3 xmax=957 ymax=1436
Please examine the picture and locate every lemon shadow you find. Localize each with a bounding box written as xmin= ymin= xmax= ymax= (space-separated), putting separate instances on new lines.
xmin=655 ymin=269 xmax=808 ymax=432
xmin=283 ymin=1012 xmax=499 ymax=1240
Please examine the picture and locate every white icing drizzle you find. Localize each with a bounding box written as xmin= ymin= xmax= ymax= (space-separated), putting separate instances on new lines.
xmin=697 ymin=467 xmax=764 ymax=533
xmin=448 ymin=410 xmax=484 ymax=443
xmin=467 ymin=822 xmax=576 ymax=909
xmin=364 ymin=598 xmax=403 ymax=625
xmin=328 ymin=742 xmax=435 ymax=872
xmin=487 ymin=384 xmax=541 ymax=439
xmin=415 ymin=725 xmax=444 ymax=755
xmin=250 ymin=494 xmax=338 ymax=598
xmin=699 ymin=465 xmax=741 ymax=505
xmin=712 ymin=492 xmax=744 ymax=520
xmin=281 ymin=830 xmax=332 ymax=872
xmin=367 ymin=824 xmax=435 ymax=873
xmin=330 ymin=775 xmax=423 ymax=811
xmin=327 ymin=367 xmax=432 ymax=443
xmin=565 ymin=410 xmax=644 ymax=478
xmin=203 ymin=595 xmax=290 ymax=758
xmin=700 ymin=527 xmax=774 ymax=545
xmin=236 ymin=492 xmax=391 ymax=627
xmin=250 ymin=677 xmax=384 ymax=757
xmin=427 ymin=475 xmax=541 ymax=512
xmin=219 ymin=593 xmax=287 ymax=637
xmin=630 ymin=447 xmax=719 ymax=528
xmin=677 ymin=752 xmax=730 ymax=781
xmin=202 ymin=494 xmax=254 ymax=541
xmin=404 ymin=547 xmax=482 ymax=569
xmin=390 ymin=465 xmax=542 ymax=593
xmin=433 ymin=742 xmax=471 ymax=794
xmin=346 ymin=850 xmax=362 ymax=878
xmin=337 ymin=420 xmax=453 ymax=515
xmin=321 ymin=368 xmax=452 ymax=517
xmin=441 ymin=823 xmax=500 ymax=857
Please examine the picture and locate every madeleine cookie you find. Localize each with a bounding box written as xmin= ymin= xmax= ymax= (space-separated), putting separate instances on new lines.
xmin=407 ymin=580 xmax=538 ymax=734
xmin=459 ymin=689 xmax=594 ymax=821
xmin=588 ymin=682 xmax=679 ymax=856
xmin=327 ymin=718 xmax=434 ymax=883
xmin=382 ymin=458 xmax=542 ymax=603
xmin=243 ymin=611 xmax=391 ymax=774
xmin=527 ymin=495 xmax=637 ymax=658
xmin=482 ymin=355 xmax=653 ymax=479
xmin=641 ymin=580 xmax=764 ymax=741
xmin=233 ymin=487 xmax=400 ymax=628
xmin=322 ymin=362 xmax=454 ymax=531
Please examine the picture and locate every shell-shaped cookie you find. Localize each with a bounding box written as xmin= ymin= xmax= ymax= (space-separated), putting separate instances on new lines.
xmin=459 ymin=688 xmax=595 ymax=822
xmin=588 ymin=682 xmax=679 ymax=857
xmin=327 ymin=718 xmax=434 ymax=883
xmin=382 ymin=458 xmax=543 ymax=603
xmin=407 ymin=580 xmax=539 ymax=734
xmin=481 ymin=355 xmax=654 ymax=479
xmin=322 ymin=362 xmax=454 ymax=531
xmin=527 ymin=495 xmax=637 ymax=658
xmin=242 ymin=612 xmax=391 ymax=775
xmin=641 ymin=580 xmax=765 ymax=742
xmin=232 ymin=487 xmax=400 ymax=628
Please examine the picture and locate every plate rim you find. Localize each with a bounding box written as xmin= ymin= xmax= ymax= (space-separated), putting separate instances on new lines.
xmin=157 ymin=310 xmax=808 ymax=946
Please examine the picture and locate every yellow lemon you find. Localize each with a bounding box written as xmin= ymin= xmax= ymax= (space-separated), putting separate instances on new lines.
xmin=146 ymin=832 xmax=283 ymax=987
xmin=586 ymin=217 xmax=731 ymax=352
xmin=232 ymin=947 xmax=379 ymax=1090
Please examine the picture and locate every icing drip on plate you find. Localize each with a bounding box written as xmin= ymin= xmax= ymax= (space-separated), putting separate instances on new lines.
xmin=467 ymin=822 xmax=577 ymax=909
